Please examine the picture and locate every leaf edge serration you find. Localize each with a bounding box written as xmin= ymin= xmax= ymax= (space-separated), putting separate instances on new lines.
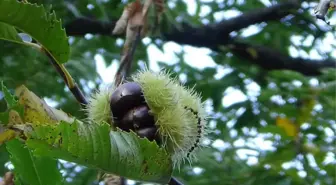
xmin=0 ymin=0 xmax=70 ymax=64
xmin=23 ymin=121 xmax=173 ymax=184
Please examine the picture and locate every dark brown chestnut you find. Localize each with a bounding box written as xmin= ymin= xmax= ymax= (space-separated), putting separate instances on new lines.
xmin=110 ymin=82 xmax=146 ymax=120
xmin=116 ymin=105 xmax=155 ymax=131
xmin=110 ymin=82 xmax=160 ymax=144
xmin=136 ymin=127 xmax=160 ymax=143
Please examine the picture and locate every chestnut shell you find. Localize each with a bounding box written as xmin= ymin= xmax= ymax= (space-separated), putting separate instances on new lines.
xmin=110 ymin=82 xmax=146 ymax=120
xmin=120 ymin=105 xmax=155 ymax=130
xmin=110 ymin=82 xmax=159 ymax=143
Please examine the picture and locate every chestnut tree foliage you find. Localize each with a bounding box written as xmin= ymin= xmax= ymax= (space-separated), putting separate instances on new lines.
xmin=0 ymin=0 xmax=335 ymax=185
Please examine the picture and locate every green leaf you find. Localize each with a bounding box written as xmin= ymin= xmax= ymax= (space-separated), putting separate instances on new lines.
xmin=0 ymin=81 xmax=24 ymax=125
xmin=269 ymin=70 xmax=308 ymax=83
xmin=1 ymin=81 xmax=17 ymax=108
xmin=6 ymin=139 xmax=63 ymax=185
xmin=259 ymin=88 xmax=277 ymax=102
xmin=321 ymin=68 xmax=336 ymax=79
xmin=0 ymin=144 xmax=10 ymax=176
xmin=0 ymin=22 xmax=22 ymax=43
xmin=0 ymin=0 xmax=70 ymax=64
xmin=24 ymin=121 xmax=173 ymax=184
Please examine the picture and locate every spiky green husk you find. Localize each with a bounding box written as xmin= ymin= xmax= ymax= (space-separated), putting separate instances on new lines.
xmin=132 ymin=69 xmax=208 ymax=168
xmin=85 ymin=85 xmax=115 ymax=125
xmin=86 ymin=69 xmax=208 ymax=168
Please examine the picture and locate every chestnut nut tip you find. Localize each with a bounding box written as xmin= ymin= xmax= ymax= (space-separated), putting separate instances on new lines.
xmin=110 ymin=82 xmax=146 ymax=120
xmin=136 ymin=127 xmax=160 ymax=144
xmin=109 ymin=82 xmax=160 ymax=144
xmin=118 ymin=105 xmax=155 ymax=131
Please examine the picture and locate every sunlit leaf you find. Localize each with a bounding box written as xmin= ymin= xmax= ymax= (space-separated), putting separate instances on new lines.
xmin=0 ymin=22 xmax=21 ymax=43
xmin=14 ymin=85 xmax=74 ymax=124
xmin=275 ymin=117 xmax=298 ymax=137
xmin=20 ymin=121 xmax=173 ymax=183
xmin=6 ymin=139 xmax=63 ymax=185
xmin=0 ymin=0 xmax=70 ymax=64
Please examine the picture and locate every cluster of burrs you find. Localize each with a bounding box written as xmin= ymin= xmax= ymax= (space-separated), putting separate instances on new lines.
xmin=109 ymin=82 xmax=160 ymax=144
xmin=87 ymin=70 xmax=208 ymax=167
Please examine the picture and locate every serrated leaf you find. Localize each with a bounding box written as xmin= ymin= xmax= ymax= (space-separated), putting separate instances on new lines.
xmin=0 ymin=82 xmax=24 ymax=125
xmin=1 ymin=81 xmax=17 ymax=109
xmin=14 ymin=85 xmax=75 ymax=124
xmin=23 ymin=121 xmax=173 ymax=183
xmin=0 ymin=0 xmax=70 ymax=64
xmin=0 ymin=22 xmax=22 ymax=43
xmin=6 ymin=139 xmax=63 ymax=185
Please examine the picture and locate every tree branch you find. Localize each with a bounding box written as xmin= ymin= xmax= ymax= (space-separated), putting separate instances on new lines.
xmin=64 ymin=1 xmax=336 ymax=76
xmin=65 ymin=17 xmax=117 ymax=37
xmin=227 ymin=41 xmax=336 ymax=76
xmin=162 ymin=1 xmax=301 ymax=49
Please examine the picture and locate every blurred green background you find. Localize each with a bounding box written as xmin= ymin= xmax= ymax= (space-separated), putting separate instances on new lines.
xmin=0 ymin=0 xmax=335 ymax=184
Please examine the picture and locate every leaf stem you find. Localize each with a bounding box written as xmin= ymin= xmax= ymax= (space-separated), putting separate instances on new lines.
xmin=42 ymin=48 xmax=88 ymax=106
xmin=7 ymin=39 xmax=88 ymax=106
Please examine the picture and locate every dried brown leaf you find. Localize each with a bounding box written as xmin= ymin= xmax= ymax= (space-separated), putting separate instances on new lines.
xmin=103 ymin=174 xmax=122 ymax=185
xmin=112 ymin=0 xmax=143 ymax=35
xmin=113 ymin=0 xmax=164 ymax=86
xmin=0 ymin=172 xmax=14 ymax=185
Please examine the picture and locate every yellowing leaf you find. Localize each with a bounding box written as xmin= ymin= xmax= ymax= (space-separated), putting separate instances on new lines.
xmin=0 ymin=129 xmax=17 ymax=145
xmin=14 ymin=85 xmax=74 ymax=124
xmin=8 ymin=110 xmax=23 ymax=125
xmin=276 ymin=117 xmax=298 ymax=137
xmin=112 ymin=3 xmax=134 ymax=34
xmin=112 ymin=0 xmax=144 ymax=35
xmin=297 ymin=98 xmax=316 ymax=125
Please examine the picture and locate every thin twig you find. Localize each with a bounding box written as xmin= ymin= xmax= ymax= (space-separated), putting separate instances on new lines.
xmin=43 ymin=49 xmax=88 ymax=106
xmin=20 ymin=42 xmax=88 ymax=106
xmin=114 ymin=26 xmax=143 ymax=87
